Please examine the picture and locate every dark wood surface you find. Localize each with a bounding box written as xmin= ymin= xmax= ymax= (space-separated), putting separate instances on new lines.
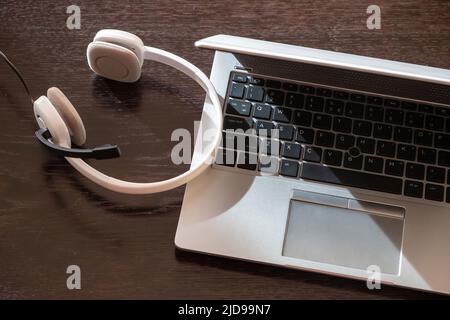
xmin=1 ymin=0 xmax=449 ymax=299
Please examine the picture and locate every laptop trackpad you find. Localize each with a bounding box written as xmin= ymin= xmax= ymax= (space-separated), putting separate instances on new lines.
xmin=282 ymin=191 xmax=404 ymax=275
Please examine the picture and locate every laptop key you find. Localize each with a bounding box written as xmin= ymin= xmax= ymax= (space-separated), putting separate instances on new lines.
xmin=426 ymin=166 xmax=446 ymax=184
xmin=273 ymin=107 xmax=292 ymax=123
xmin=232 ymin=73 xmax=247 ymax=83
xmin=384 ymin=99 xmax=400 ymax=108
xmin=405 ymin=112 xmax=424 ymax=128
xmin=435 ymin=107 xmax=450 ymax=117
xmin=266 ymin=79 xmax=282 ymax=89
xmin=296 ymin=127 xmax=315 ymax=144
xmin=316 ymin=131 xmax=335 ymax=147
xmin=417 ymin=147 xmax=436 ymax=164
xmin=255 ymin=120 xmax=274 ymax=136
xmin=282 ymin=142 xmax=302 ymax=159
xmin=283 ymin=82 xmax=298 ymax=92
xmin=406 ymin=163 xmax=425 ymax=180
xmin=293 ymin=110 xmax=312 ymax=127
xmin=438 ymin=150 xmax=450 ymax=167
xmin=325 ymin=99 xmax=344 ymax=115
xmin=237 ymin=152 xmax=258 ymax=170
xmin=276 ymin=124 xmax=294 ymax=140
xmin=393 ymin=127 xmax=412 ymax=143
xmin=404 ymin=180 xmax=423 ymax=198
xmin=246 ymin=85 xmax=264 ymax=102
xmin=258 ymin=155 xmax=279 ymax=174
xmin=336 ymin=134 xmax=355 ymax=150
xmin=333 ymin=91 xmax=349 ymax=100
xmin=301 ymin=163 xmax=403 ymax=194
xmin=223 ymin=116 xmax=253 ymax=131
xmin=385 ymin=109 xmax=404 ymax=125
xmin=373 ymin=124 xmax=392 ymax=140
xmin=279 ymin=159 xmax=299 ymax=177
xmin=365 ymin=105 xmax=384 ymax=122
xmin=425 ymin=115 xmax=444 ymax=131
xmin=435 ymin=133 xmax=450 ymax=150
xmin=425 ymin=184 xmax=444 ymax=202
xmin=303 ymin=146 xmax=322 ymax=162
xmin=323 ymin=149 xmax=343 ymax=166
xmin=376 ymin=141 xmax=396 ymax=158
xmin=414 ymin=130 xmax=433 ymax=146
xmin=285 ymin=93 xmax=304 ymax=108
xmin=226 ymin=100 xmax=252 ymax=116
xmin=385 ymin=159 xmax=405 ymax=177
xmin=266 ymin=89 xmax=284 ymax=105
xmin=350 ymin=93 xmax=366 ymax=103
xmin=299 ymin=85 xmax=315 ymax=94
xmin=253 ymin=104 xmax=272 ymax=120
xmin=305 ymin=96 xmax=324 ymax=112
xmin=401 ymin=101 xmax=418 ymax=111
xmin=230 ymin=82 xmax=245 ymax=98
xmin=367 ymin=96 xmax=383 ymax=105
xmin=248 ymin=76 xmax=264 ymax=86
xmin=353 ymin=120 xmax=372 ymax=136
xmin=397 ymin=144 xmax=416 ymax=161
xmin=333 ymin=117 xmax=352 ymax=133
xmin=312 ymin=114 xmax=332 ymax=130
xmin=215 ymin=148 xmax=237 ymax=167
xmin=364 ymin=156 xmax=384 ymax=173
xmin=356 ymin=137 xmax=375 ymax=154
xmin=345 ymin=102 xmax=364 ymax=118
xmin=343 ymin=153 xmax=363 ymax=170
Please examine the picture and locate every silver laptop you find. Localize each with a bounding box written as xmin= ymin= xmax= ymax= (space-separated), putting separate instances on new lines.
xmin=175 ymin=35 xmax=450 ymax=295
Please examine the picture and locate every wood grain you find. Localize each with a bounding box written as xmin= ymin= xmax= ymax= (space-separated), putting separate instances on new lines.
xmin=1 ymin=0 xmax=449 ymax=299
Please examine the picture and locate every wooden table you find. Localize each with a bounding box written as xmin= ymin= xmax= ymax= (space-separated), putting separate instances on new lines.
xmin=1 ymin=0 xmax=449 ymax=299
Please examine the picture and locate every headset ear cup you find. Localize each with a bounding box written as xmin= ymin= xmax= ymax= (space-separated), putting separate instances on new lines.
xmin=47 ymin=87 xmax=87 ymax=146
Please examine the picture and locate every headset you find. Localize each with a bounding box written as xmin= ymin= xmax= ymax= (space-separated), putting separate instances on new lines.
xmin=1 ymin=29 xmax=223 ymax=194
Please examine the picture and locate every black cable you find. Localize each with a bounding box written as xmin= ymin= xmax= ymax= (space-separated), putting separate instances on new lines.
xmin=0 ymin=49 xmax=34 ymax=105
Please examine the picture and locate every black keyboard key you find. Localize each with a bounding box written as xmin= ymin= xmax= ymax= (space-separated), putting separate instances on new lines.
xmin=279 ymin=159 xmax=299 ymax=177
xmin=223 ymin=116 xmax=253 ymax=131
xmin=285 ymin=93 xmax=305 ymax=108
xmin=435 ymin=107 xmax=450 ymax=117
xmin=317 ymin=88 xmax=332 ymax=97
xmin=376 ymin=141 xmax=396 ymax=158
xmin=283 ymin=82 xmax=298 ymax=92
xmin=265 ymin=89 xmax=284 ymax=105
xmin=323 ymin=149 xmax=343 ymax=166
xmin=364 ymin=156 xmax=383 ymax=173
xmin=365 ymin=105 xmax=384 ymax=122
xmin=397 ymin=144 xmax=416 ymax=161
xmin=343 ymin=153 xmax=363 ymax=170
xmin=417 ymin=147 xmax=436 ymax=164
xmin=333 ymin=91 xmax=349 ymax=100
xmin=312 ymin=114 xmax=332 ymax=130
xmin=350 ymin=93 xmax=366 ymax=103
xmin=405 ymin=112 xmax=424 ymax=128
xmin=226 ymin=100 xmax=252 ymax=116
xmin=425 ymin=115 xmax=444 ymax=131
xmin=253 ymin=104 xmax=272 ymax=120
xmin=425 ymin=184 xmax=444 ymax=202
xmin=255 ymin=120 xmax=274 ymax=136
xmin=446 ymin=118 xmax=450 ymax=133
xmin=296 ymin=127 xmax=315 ymax=144
xmin=316 ymin=131 xmax=335 ymax=147
xmin=299 ymin=85 xmax=315 ymax=94
xmin=276 ymin=124 xmax=294 ymax=140
xmin=293 ymin=110 xmax=312 ymax=127
xmin=447 ymin=187 xmax=450 ymax=203
xmin=385 ymin=159 xmax=405 ymax=176
xmin=384 ymin=99 xmax=400 ymax=108
xmin=419 ymin=104 xmax=434 ymax=113
xmin=426 ymin=166 xmax=446 ymax=183
xmin=258 ymin=155 xmax=279 ymax=174
xmin=246 ymin=85 xmax=264 ymax=102
xmin=221 ymin=132 xmax=258 ymax=153
xmin=373 ymin=124 xmax=392 ymax=140
xmin=301 ymin=163 xmax=403 ymax=194
xmin=303 ymin=146 xmax=322 ymax=162
xmin=438 ymin=150 xmax=450 ymax=167
xmin=305 ymin=96 xmax=324 ymax=112
xmin=273 ymin=107 xmax=292 ymax=123
xmin=345 ymin=102 xmax=364 ymax=118
xmin=333 ymin=117 xmax=352 ymax=133
xmin=385 ymin=109 xmax=404 ymax=125
xmin=336 ymin=134 xmax=355 ymax=150
xmin=230 ymin=83 xmax=245 ymax=98
xmin=325 ymin=99 xmax=344 ymax=115
xmin=266 ymin=79 xmax=282 ymax=89
xmin=237 ymin=152 xmax=258 ymax=170
xmin=215 ymin=148 xmax=237 ymax=167
xmin=393 ymin=127 xmax=412 ymax=143
xmin=435 ymin=133 xmax=450 ymax=150
xmin=259 ymin=138 xmax=280 ymax=156
xmin=282 ymin=142 xmax=302 ymax=159
xmin=367 ymin=96 xmax=383 ymax=105
xmin=356 ymin=137 xmax=375 ymax=154
xmin=353 ymin=120 xmax=372 ymax=136
xmin=406 ymin=163 xmax=425 ymax=180
xmin=414 ymin=130 xmax=433 ymax=146
xmin=248 ymin=76 xmax=264 ymax=86
xmin=401 ymin=101 xmax=417 ymax=111
xmin=404 ymin=180 xmax=423 ymax=198
xmin=232 ymin=73 xmax=247 ymax=83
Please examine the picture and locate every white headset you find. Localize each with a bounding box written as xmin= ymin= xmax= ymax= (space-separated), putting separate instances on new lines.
xmin=32 ymin=29 xmax=223 ymax=194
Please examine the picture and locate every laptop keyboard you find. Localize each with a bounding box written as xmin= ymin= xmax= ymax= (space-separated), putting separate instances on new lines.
xmin=216 ymin=71 xmax=450 ymax=203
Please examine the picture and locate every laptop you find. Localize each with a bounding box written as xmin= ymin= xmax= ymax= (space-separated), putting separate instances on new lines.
xmin=175 ymin=35 xmax=450 ymax=295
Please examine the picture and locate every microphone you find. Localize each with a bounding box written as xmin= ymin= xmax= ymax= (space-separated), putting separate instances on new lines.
xmin=35 ymin=128 xmax=121 ymax=160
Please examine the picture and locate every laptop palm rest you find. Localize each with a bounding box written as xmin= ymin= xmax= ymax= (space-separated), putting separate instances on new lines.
xmin=282 ymin=190 xmax=404 ymax=275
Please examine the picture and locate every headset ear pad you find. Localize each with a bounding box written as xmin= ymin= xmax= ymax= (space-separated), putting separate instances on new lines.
xmin=47 ymin=87 xmax=87 ymax=146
